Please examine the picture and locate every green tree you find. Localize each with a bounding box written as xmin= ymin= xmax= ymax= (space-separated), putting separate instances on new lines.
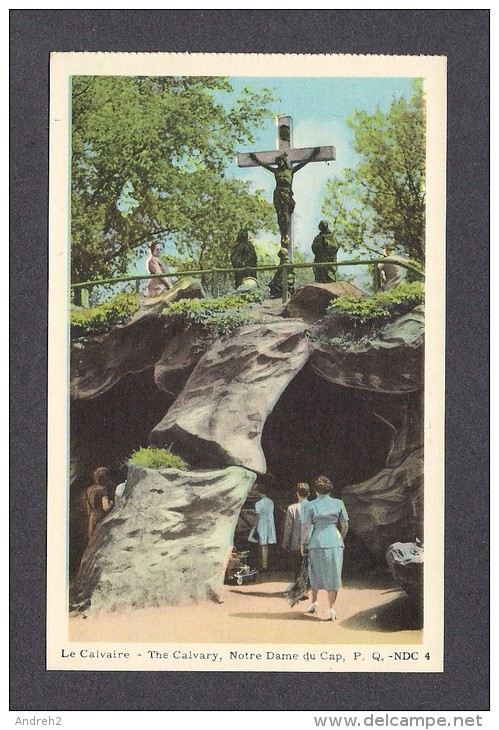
xmin=71 ymin=76 xmax=277 ymax=283
xmin=322 ymin=81 xmax=425 ymax=262
xmin=171 ymin=177 xmax=275 ymax=271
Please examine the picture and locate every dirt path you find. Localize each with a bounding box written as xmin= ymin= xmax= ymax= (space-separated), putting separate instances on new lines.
xmin=69 ymin=572 xmax=422 ymax=645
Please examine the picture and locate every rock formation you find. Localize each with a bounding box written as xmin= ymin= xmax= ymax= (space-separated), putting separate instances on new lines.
xmin=342 ymin=447 xmax=424 ymax=563
xmin=310 ymin=306 xmax=424 ymax=394
xmin=281 ymin=280 xmax=367 ymax=323
xmin=71 ymin=278 xmax=207 ymax=400
xmin=70 ymin=466 xmax=256 ymax=614
xmin=386 ymin=540 xmax=424 ymax=612
xmin=69 ymin=279 xmax=425 ymax=613
xmin=150 ymin=319 xmax=310 ymax=473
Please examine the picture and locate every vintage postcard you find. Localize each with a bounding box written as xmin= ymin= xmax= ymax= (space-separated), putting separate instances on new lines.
xmin=47 ymin=52 xmax=446 ymax=673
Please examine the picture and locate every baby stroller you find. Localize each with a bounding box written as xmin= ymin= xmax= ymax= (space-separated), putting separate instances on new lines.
xmin=226 ymin=549 xmax=259 ymax=586
xmin=226 ymin=494 xmax=260 ymax=584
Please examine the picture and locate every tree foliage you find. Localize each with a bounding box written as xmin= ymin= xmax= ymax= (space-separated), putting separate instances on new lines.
xmin=71 ymin=76 xmax=277 ymax=283
xmin=170 ymin=177 xmax=274 ymax=272
xmin=322 ymin=81 xmax=426 ymax=262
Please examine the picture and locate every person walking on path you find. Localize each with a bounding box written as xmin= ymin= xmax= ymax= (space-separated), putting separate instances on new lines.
xmin=248 ymin=484 xmax=277 ymax=573
xmin=301 ymin=475 xmax=349 ymax=621
xmin=282 ymin=483 xmax=310 ymax=581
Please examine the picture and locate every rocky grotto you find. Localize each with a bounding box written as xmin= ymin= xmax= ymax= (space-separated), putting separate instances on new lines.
xmin=69 ymin=279 xmax=424 ymax=614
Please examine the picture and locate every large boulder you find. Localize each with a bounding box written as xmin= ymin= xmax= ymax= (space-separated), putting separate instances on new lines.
xmin=153 ymin=323 xmax=215 ymax=397
xmin=70 ymin=465 xmax=257 ymax=614
xmin=386 ymin=540 xmax=424 ymax=607
xmin=138 ymin=276 xmax=206 ymax=311
xmin=150 ymin=320 xmax=310 ymax=473
xmin=281 ymin=280 xmax=368 ymax=323
xmin=310 ymin=306 xmax=424 ymax=393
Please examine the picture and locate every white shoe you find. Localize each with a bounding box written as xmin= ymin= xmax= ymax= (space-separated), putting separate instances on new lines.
xmin=306 ymin=602 xmax=318 ymax=614
xmin=327 ymin=608 xmax=337 ymax=621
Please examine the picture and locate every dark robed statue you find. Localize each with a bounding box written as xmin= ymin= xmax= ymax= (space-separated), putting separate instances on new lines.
xmin=312 ymin=220 xmax=339 ymax=283
xmin=230 ymin=230 xmax=258 ymax=289
xmin=268 ymin=247 xmax=295 ymax=300
xmin=249 ymin=148 xmax=320 ymax=248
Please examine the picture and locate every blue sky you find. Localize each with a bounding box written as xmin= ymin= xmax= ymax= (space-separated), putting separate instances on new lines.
xmin=228 ymin=76 xmax=416 ymax=266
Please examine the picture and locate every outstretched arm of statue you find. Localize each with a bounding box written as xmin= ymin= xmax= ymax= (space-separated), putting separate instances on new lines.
xmin=249 ymin=152 xmax=275 ymax=173
xmin=292 ymin=146 xmax=321 ymax=173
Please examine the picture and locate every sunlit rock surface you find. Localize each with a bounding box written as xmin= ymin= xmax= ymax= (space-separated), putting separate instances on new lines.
xmin=70 ymin=465 xmax=256 ymax=614
xmin=150 ymin=320 xmax=311 ymax=473
xmin=281 ymin=280 xmax=368 ymax=323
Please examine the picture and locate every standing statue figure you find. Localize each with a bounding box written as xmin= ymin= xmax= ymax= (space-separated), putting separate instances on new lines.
xmin=377 ymin=245 xmax=405 ymax=291
xmin=146 ymin=242 xmax=174 ymax=297
xmin=84 ymin=467 xmax=115 ymax=545
xmin=249 ymin=147 xmax=320 ymax=249
xmin=312 ymin=220 xmax=339 ymax=283
xmin=230 ymin=229 xmax=258 ymax=289
xmin=268 ymin=247 xmax=295 ymax=300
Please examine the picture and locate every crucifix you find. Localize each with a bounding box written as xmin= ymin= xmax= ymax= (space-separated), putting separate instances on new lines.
xmin=237 ymin=116 xmax=335 ymax=258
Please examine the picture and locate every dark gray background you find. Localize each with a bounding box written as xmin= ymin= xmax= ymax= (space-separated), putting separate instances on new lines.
xmin=10 ymin=9 xmax=489 ymax=712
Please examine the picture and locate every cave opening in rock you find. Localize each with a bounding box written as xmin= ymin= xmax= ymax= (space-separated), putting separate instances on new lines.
xmin=259 ymin=362 xmax=408 ymax=574
xmin=69 ymin=367 xmax=175 ymax=578
xmin=70 ymin=350 xmax=421 ymax=585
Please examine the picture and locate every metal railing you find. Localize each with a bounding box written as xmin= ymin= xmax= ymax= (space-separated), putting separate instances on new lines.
xmin=71 ymin=257 xmax=424 ymax=307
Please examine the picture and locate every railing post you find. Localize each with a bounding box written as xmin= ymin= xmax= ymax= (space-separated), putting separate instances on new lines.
xmin=72 ymin=287 xmax=89 ymax=307
xmin=135 ymin=279 xmax=141 ymax=296
xmin=212 ymin=270 xmax=219 ymax=298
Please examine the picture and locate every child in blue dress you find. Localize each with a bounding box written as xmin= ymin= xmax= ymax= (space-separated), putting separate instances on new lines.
xmin=248 ymin=484 xmax=277 ymax=572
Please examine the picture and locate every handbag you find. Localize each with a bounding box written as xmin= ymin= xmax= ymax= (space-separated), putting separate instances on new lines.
xmin=287 ymin=555 xmax=310 ymax=606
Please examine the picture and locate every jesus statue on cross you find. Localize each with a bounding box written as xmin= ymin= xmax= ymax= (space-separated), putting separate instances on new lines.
xmin=238 ymin=116 xmax=335 ymax=254
xmin=249 ymin=147 xmax=320 ymax=249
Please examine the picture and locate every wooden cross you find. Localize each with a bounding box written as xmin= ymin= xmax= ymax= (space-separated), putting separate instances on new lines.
xmin=237 ymin=116 xmax=335 ymax=257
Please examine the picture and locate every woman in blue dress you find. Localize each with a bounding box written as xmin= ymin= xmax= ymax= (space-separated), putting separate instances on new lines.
xmin=300 ymin=475 xmax=349 ymax=621
xmin=248 ymin=484 xmax=277 ymax=573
